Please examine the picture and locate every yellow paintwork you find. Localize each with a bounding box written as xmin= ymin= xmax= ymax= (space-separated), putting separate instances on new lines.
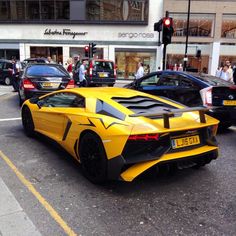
xmin=23 ymin=87 xmax=219 ymax=181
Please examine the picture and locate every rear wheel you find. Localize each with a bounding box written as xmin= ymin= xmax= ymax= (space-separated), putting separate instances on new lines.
xmin=4 ymin=76 xmax=11 ymax=85
xmin=79 ymin=132 xmax=107 ymax=184
xmin=218 ymin=122 xmax=232 ymax=131
xmin=22 ymin=106 xmax=35 ymax=137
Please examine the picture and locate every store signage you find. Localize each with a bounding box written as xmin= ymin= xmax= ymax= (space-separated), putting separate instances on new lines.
xmin=118 ymin=32 xmax=154 ymax=39
xmin=44 ymin=29 xmax=88 ymax=39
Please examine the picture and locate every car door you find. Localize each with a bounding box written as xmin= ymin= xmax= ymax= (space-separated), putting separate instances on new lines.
xmin=136 ymin=73 xmax=162 ymax=96
xmin=156 ymin=72 xmax=181 ymax=101
xmin=178 ymin=75 xmax=202 ymax=106
xmin=33 ymin=92 xmax=85 ymax=141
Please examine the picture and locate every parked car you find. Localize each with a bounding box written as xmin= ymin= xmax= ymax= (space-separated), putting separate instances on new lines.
xmin=73 ymin=59 xmax=116 ymax=86
xmin=18 ymin=63 xmax=75 ymax=106
xmin=23 ymin=58 xmax=49 ymax=64
xmin=0 ymin=59 xmax=13 ymax=85
xmin=21 ymin=87 xmax=219 ymax=183
xmin=125 ymin=70 xmax=236 ymax=129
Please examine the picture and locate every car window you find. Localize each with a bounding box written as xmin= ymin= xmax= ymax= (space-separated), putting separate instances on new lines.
xmin=94 ymin=61 xmax=114 ymax=70
xmin=179 ymin=75 xmax=200 ymax=88
xmin=194 ymin=74 xmax=233 ymax=86
xmin=159 ymin=73 xmax=180 ymax=86
xmin=26 ymin=65 xmax=68 ymax=77
xmin=0 ymin=62 xmax=3 ymax=69
xmin=140 ymin=74 xmax=160 ymax=86
xmin=6 ymin=63 xmax=13 ymax=69
xmin=40 ymin=93 xmax=85 ymax=108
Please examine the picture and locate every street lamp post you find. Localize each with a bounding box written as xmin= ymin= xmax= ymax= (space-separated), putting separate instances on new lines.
xmin=183 ymin=0 xmax=191 ymax=71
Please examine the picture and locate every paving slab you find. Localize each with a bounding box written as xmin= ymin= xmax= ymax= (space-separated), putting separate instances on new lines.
xmin=0 ymin=178 xmax=42 ymax=236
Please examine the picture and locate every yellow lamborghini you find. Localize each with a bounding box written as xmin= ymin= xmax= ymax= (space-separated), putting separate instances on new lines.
xmin=21 ymin=87 xmax=219 ymax=183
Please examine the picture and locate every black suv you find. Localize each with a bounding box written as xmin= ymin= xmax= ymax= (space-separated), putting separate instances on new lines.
xmin=0 ymin=59 xmax=13 ymax=85
xmin=73 ymin=59 xmax=116 ymax=86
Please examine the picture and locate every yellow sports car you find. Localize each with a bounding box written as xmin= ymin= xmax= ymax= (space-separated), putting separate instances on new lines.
xmin=21 ymin=87 xmax=219 ymax=183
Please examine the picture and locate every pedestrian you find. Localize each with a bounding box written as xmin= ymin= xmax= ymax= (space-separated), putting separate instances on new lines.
xmin=215 ymin=66 xmax=222 ymax=77
xmin=225 ymin=60 xmax=233 ymax=83
xmin=233 ymin=65 xmax=236 ymax=85
xmin=219 ymin=65 xmax=231 ymax=82
xmin=178 ymin=64 xmax=183 ymax=71
xmin=11 ymin=59 xmax=20 ymax=92
xmin=47 ymin=56 xmax=55 ymax=64
xmin=79 ymin=60 xmax=87 ymax=87
xmin=66 ymin=58 xmax=73 ymax=77
xmin=135 ymin=62 xmax=144 ymax=79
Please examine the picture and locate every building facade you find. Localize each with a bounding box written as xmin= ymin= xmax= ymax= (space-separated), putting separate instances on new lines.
xmin=164 ymin=0 xmax=236 ymax=75
xmin=0 ymin=0 xmax=163 ymax=79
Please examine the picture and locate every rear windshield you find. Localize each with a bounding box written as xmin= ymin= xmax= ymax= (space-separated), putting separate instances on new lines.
xmin=94 ymin=61 xmax=114 ymax=70
xmin=193 ymin=74 xmax=232 ymax=86
xmin=26 ymin=65 xmax=68 ymax=77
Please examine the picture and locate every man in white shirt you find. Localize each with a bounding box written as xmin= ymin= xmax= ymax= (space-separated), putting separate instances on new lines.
xmin=135 ymin=62 xmax=144 ymax=79
xmin=220 ymin=65 xmax=230 ymax=82
xmin=79 ymin=60 xmax=87 ymax=87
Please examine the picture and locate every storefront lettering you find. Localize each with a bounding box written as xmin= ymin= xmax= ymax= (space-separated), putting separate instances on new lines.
xmin=44 ymin=29 xmax=88 ymax=39
xmin=118 ymin=32 xmax=154 ymax=39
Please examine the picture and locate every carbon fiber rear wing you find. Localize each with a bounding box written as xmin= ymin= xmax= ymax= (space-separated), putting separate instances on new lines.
xmin=129 ymin=107 xmax=209 ymax=129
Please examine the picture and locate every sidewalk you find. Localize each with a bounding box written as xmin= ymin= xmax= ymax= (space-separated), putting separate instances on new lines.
xmin=0 ymin=177 xmax=41 ymax=236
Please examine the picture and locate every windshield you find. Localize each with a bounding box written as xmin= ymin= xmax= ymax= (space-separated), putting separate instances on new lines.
xmin=26 ymin=65 xmax=68 ymax=77
xmin=193 ymin=74 xmax=232 ymax=86
xmin=94 ymin=61 xmax=114 ymax=70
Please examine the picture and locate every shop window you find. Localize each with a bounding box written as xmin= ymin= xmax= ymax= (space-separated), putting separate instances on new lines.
xmin=116 ymin=50 xmax=156 ymax=79
xmin=222 ymin=15 xmax=236 ymax=39
xmin=171 ymin=13 xmax=215 ymax=37
xmin=0 ymin=1 xmax=10 ymax=20
xmin=86 ymin=0 xmax=149 ymax=23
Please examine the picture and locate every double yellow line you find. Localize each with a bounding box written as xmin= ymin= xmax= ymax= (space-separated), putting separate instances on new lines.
xmin=0 ymin=150 xmax=77 ymax=236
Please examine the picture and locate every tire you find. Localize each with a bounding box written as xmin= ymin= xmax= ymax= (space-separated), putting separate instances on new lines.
xmin=218 ymin=122 xmax=232 ymax=131
xmin=79 ymin=132 xmax=107 ymax=184
xmin=4 ymin=76 xmax=11 ymax=85
xmin=18 ymin=91 xmax=24 ymax=107
xmin=22 ymin=106 xmax=35 ymax=137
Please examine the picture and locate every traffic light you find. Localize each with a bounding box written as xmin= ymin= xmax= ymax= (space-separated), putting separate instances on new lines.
xmin=162 ymin=17 xmax=174 ymax=45
xmin=84 ymin=45 xmax=89 ymax=57
xmin=154 ymin=19 xmax=163 ymax=32
xmin=90 ymin=43 xmax=97 ymax=57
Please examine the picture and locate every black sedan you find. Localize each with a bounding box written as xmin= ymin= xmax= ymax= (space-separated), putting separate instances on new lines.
xmin=18 ymin=63 xmax=75 ymax=106
xmin=125 ymin=70 xmax=236 ymax=129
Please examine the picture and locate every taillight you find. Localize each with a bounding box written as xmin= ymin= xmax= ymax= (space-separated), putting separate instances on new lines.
xmin=66 ymin=79 xmax=75 ymax=89
xmin=205 ymin=88 xmax=212 ymax=106
xmin=114 ymin=68 xmax=117 ymax=79
xmin=128 ymin=134 xmax=159 ymax=141
xmin=229 ymin=85 xmax=236 ymax=90
xmin=23 ymin=79 xmax=35 ymax=89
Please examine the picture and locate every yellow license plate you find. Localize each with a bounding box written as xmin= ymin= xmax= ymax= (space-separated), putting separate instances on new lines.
xmin=223 ymin=100 xmax=236 ymax=106
xmin=99 ymin=73 xmax=108 ymax=78
xmin=42 ymin=82 xmax=58 ymax=88
xmin=171 ymin=135 xmax=200 ymax=149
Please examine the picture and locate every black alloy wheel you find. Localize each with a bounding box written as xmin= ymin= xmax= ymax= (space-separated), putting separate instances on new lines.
xmin=79 ymin=132 xmax=108 ymax=184
xmin=22 ymin=106 xmax=35 ymax=137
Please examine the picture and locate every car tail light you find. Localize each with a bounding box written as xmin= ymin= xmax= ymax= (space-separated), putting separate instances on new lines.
xmin=114 ymin=64 xmax=117 ymax=79
xmin=66 ymin=79 xmax=75 ymax=89
xmin=128 ymin=133 xmax=159 ymax=141
xmin=23 ymin=79 xmax=35 ymax=89
xmin=205 ymin=88 xmax=212 ymax=106
xmin=229 ymin=85 xmax=236 ymax=90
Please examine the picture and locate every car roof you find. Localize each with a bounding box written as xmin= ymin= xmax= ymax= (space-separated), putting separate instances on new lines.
xmin=0 ymin=59 xmax=12 ymax=63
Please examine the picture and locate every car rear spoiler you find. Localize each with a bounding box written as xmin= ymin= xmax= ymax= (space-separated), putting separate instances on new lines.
xmin=129 ymin=107 xmax=209 ymax=129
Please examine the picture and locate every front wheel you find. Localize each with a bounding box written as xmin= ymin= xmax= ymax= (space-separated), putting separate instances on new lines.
xmin=79 ymin=132 xmax=107 ymax=184
xmin=22 ymin=106 xmax=35 ymax=137
xmin=4 ymin=76 xmax=11 ymax=85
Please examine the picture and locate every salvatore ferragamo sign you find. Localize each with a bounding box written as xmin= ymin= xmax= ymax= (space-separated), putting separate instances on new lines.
xmin=44 ymin=28 xmax=88 ymax=39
